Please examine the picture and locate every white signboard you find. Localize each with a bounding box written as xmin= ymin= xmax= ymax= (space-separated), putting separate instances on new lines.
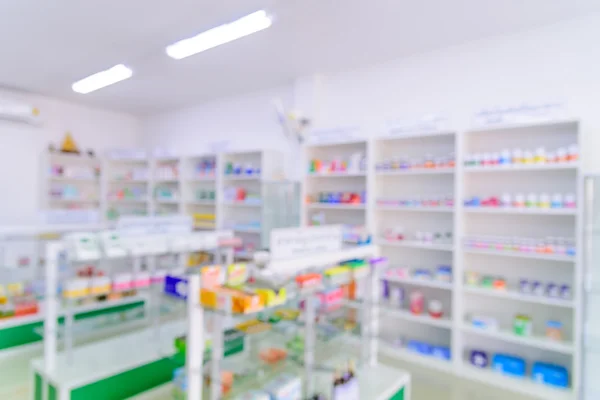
xmin=270 ymin=225 xmax=343 ymax=260
xmin=305 ymin=127 xmax=362 ymax=145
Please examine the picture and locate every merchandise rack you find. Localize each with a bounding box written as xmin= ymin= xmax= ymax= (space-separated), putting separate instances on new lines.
xmin=302 ymin=140 xmax=370 ymax=231
xmin=300 ymin=120 xmax=581 ymax=400
xmin=182 ymin=226 xmax=411 ymax=400
xmin=32 ymin=228 xmax=237 ymax=400
xmin=0 ymin=224 xmax=114 ymax=355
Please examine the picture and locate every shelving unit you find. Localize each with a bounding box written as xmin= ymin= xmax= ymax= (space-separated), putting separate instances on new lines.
xmin=43 ymin=153 xmax=102 ymax=220
xmin=105 ymin=155 xmax=151 ymax=223
xmin=180 ymin=226 xmax=411 ymax=400
xmin=302 ymin=139 xmax=369 ymax=239
xmin=299 ymin=120 xmax=582 ymax=399
xmin=460 ymin=120 xmax=581 ymax=399
xmin=221 ymin=150 xmax=285 ymax=256
xmin=153 ymin=156 xmax=182 ymax=216
xmin=33 ymin=228 xmax=237 ymax=400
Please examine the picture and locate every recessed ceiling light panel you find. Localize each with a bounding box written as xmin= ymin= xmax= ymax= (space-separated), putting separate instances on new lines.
xmin=166 ymin=10 xmax=273 ymax=60
xmin=72 ymin=64 xmax=133 ymax=94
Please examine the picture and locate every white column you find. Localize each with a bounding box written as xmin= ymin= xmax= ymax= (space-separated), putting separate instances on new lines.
xmin=186 ymin=274 xmax=204 ymax=400
xmin=44 ymin=241 xmax=63 ymax=372
xmin=304 ymin=294 xmax=317 ymax=395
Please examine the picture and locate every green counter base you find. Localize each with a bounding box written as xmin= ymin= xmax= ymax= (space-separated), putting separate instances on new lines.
xmin=35 ymin=355 xmax=182 ymax=400
xmin=0 ymin=300 xmax=145 ymax=351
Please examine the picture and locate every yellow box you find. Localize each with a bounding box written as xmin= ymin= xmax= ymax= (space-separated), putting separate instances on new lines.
xmin=255 ymin=288 xmax=287 ymax=307
xmin=63 ymin=288 xmax=90 ymax=299
xmin=90 ymin=285 xmax=111 ymax=295
xmin=201 ymin=286 xmax=263 ymax=314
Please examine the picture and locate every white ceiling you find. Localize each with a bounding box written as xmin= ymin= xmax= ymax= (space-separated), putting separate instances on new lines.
xmin=1 ymin=0 xmax=599 ymax=115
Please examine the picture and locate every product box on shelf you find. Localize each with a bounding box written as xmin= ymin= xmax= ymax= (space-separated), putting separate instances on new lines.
xmin=201 ymin=286 xmax=264 ymax=314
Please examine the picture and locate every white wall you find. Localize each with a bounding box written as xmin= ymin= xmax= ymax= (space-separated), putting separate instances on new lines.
xmin=145 ymin=85 xmax=294 ymax=155
xmin=145 ymin=13 xmax=600 ymax=173
xmin=316 ymin=14 xmax=600 ymax=172
xmin=0 ymin=90 xmax=142 ymax=224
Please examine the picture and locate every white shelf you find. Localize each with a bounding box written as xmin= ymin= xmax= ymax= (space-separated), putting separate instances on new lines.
xmin=307 ymin=203 xmax=366 ymax=210
xmin=49 ymin=198 xmax=99 ymax=204
xmin=463 ymin=286 xmax=574 ymax=308
xmin=222 ymin=201 xmax=262 ymax=207
xmin=460 ymin=364 xmax=574 ymax=400
xmin=464 ymin=207 xmax=577 ymax=216
xmin=186 ymin=200 xmax=215 ymax=206
xmin=376 ymin=168 xmax=454 ymax=176
xmin=222 ymin=175 xmax=261 ymax=181
xmin=154 ymin=179 xmax=179 ymax=184
xmin=378 ymin=238 xmax=454 ymax=252
xmin=232 ymin=227 xmax=261 ymax=234
xmin=376 ymin=205 xmax=454 ymax=213
xmin=155 ymin=199 xmax=179 ymax=205
xmin=307 ymin=172 xmax=366 ymax=178
xmin=381 ymin=306 xmax=453 ymax=329
xmin=465 ymin=163 xmax=578 ymax=172
xmin=108 ymin=199 xmax=148 ymax=204
xmin=461 ymin=324 xmax=574 ymax=354
xmin=49 ymin=177 xmax=98 ymax=183
xmin=187 ymin=177 xmax=215 ymax=182
xmin=109 ymin=179 xmax=148 ymax=184
xmin=383 ymin=275 xmax=453 ymax=290
xmin=463 ymin=247 xmax=576 ymax=262
xmin=378 ymin=341 xmax=453 ymax=373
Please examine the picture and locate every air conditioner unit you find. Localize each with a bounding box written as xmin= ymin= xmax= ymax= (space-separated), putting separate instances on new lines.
xmin=0 ymin=99 xmax=41 ymax=125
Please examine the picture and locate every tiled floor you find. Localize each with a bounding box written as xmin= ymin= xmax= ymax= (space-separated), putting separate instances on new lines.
xmin=380 ymin=357 xmax=536 ymax=400
xmin=0 ymin=339 xmax=537 ymax=400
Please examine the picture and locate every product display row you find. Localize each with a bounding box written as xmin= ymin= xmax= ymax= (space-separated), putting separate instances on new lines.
xmin=112 ymin=167 xmax=149 ymax=181
xmin=108 ymin=187 xmax=148 ymax=201
xmin=308 ymin=152 xmax=367 ymax=174
xmin=464 ymin=144 xmax=579 ymax=167
xmin=49 ymin=184 xmax=97 ymax=202
xmin=309 ymin=191 xmax=366 ymax=205
xmin=464 ymin=193 xmax=577 ymax=209
xmin=385 ymin=265 xmax=453 ymax=283
xmin=155 ymin=164 xmax=179 ymax=180
xmin=225 ymin=162 xmax=261 ymax=177
xmin=224 ymin=187 xmax=262 ymax=204
xmin=155 ymin=186 xmax=179 ymax=201
xmin=383 ymin=228 xmax=453 ymax=244
xmin=49 ymin=164 xmax=99 ymax=180
xmin=381 ymin=284 xmax=447 ymax=319
xmin=468 ymin=313 xmax=567 ymax=344
xmin=464 ymin=235 xmax=577 ymax=256
xmin=469 ymin=351 xmax=568 ymax=388
xmin=375 ymin=152 xmax=455 ymax=171
xmin=0 ymin=282 xmax=39 ymax=319
xmin=193 ymin=189 xmax=216 ymax=202
xmin=192 ymin=159 xmax=217 ymax=178
xmin=465 ymin=272 xmax=571 ymax=300
xmin=377 ymin=196 xmax=454 ymax=208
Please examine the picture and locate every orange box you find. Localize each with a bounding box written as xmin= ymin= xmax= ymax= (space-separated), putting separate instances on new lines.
xmin=201 ymin=286 xmax=264 ymax=314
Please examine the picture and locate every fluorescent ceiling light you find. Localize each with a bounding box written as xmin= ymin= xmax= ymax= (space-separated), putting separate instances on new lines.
xmin=166 ymin=10 xmax=273 ymax=60
xmin=72 ymin=64 xmax=133 ymax=94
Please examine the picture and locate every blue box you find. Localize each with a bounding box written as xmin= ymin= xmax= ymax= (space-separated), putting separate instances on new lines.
xmin=407 ymin=340 xmax=432 ymax=356
xmin=431 ymin=346 xmax=451 ymax=360
xmin=164 ymin=275 xmax=188 ymax=299
xmin=492 ymin=354 xmax=526 ymax=378
xmin=532 ymin=362 xmax=569 ymax=388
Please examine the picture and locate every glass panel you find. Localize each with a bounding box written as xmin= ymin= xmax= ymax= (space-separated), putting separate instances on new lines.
xmin=584 ymin=175 xmax=600 ymax=399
